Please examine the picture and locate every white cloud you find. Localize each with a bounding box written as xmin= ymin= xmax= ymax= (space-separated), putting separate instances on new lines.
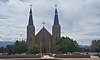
xmin=0 ymin=0 xmax=100 ymax=45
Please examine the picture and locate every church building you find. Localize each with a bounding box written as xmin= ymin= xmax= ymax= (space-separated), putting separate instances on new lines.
xmin=27 ymin=5 xmax=61 ymax=53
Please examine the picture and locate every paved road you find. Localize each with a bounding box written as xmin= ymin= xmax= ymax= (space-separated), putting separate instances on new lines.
xmin=63 ymin=58 xmax=100 ymax=60
xmin=1 ymin=58 xmax=100 ymax=60
xmin=0 ymin=56 xmax=99 ymax=60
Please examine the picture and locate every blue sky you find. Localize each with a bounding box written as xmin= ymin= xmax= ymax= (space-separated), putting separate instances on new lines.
xmin=0 ymin=0 xmax=100 ymax=45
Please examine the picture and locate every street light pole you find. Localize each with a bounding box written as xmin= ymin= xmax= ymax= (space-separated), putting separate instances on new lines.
xmin=81 ymin=41 xmax=84 ymax=53
xmin=40 ymin=42 xmax=42 ymax=58
xmin=49 ymin=42 xmax=51 ymax=53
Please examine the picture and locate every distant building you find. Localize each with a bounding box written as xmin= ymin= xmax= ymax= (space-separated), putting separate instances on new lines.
xmin=27 ymin=5 xmax=61 ymax=53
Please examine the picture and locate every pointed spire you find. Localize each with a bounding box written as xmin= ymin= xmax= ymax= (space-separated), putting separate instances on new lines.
xmin=54 ymin=4 xmax=59 ymax=25
xmin=28 ymin=4 xmax=34 ymax=26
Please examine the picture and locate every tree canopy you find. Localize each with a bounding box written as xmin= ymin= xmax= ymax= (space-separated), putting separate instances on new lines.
xmin=29 ymin=44 xmax=40 ymax=54
xmin=53 ymin=36 xmax=79 ymax=53
xmin=7 ymin=45 xmax=15 ymax=55
xmin=14 ymin=40 xmax=28 ymax=54
xmin=91 ymin=40 xmax=100 ymax=53
xmin=0 ymin=46 xmax=8 ymax=55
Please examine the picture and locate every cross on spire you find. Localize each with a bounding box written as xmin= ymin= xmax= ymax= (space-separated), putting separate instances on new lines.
xmin=30 ymin=4 xmax=32 ymax=9
xmin=42 ymin=21 xmax=46 ymax=27
xmin=55 ymin=4 xmax=57 ymax=9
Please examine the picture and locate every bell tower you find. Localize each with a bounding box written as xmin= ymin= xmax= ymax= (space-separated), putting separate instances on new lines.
xmin=27 ymin=5 xmax=35 ymax=45
xmin=52 ymin=5 xmax=61 ymax=45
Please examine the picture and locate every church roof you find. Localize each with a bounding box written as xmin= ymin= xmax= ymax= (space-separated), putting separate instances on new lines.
xmin=36 ymin=27 xmax=51 ymax=37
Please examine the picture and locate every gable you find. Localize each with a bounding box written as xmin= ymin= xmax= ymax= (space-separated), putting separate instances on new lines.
xmin=36 ymin=27 xmax=51 ymax=36
xmin=35 ymin=27 xmax=52 ymax=43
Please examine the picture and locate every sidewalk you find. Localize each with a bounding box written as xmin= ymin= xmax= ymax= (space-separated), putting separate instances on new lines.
xmin=91 ymin=56 xmax=99 ymax=58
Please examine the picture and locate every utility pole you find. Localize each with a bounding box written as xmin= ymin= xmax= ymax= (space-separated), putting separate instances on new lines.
xmin=40 ymin=42 xmax=42 ymax=58
xmin=81 ymin=41 xmax=84 ymax=53
xmin=49 ymin=42 xmax=51 ymax=53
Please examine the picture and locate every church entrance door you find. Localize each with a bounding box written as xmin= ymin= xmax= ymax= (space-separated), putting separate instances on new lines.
xmin=42 ymin=47 xmax=46 ymax=53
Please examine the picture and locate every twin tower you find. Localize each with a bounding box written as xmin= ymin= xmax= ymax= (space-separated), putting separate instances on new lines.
xmin=27 ymin=5 xmax=61 ymax=53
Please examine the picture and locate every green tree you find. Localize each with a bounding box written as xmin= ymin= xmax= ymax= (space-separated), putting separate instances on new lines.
xmin=7 ymin=45 xmax=15 ymax=55
xmin=14 ymin=40 xmax=28 ymax=54
xmin=0 ymin=46 xmax=7 ymax=55
xmin=53 ymin=36 xmax=79 ymax=53
xmin=0 ymin=47 xmax=4 ymax=53
xmin=91 ymin=40 xmax=100 ymax=55
xmin=53 ymin=44 xmax=61 ymax=52
xmin=29 ymin=44 xmax=40 ymax=54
